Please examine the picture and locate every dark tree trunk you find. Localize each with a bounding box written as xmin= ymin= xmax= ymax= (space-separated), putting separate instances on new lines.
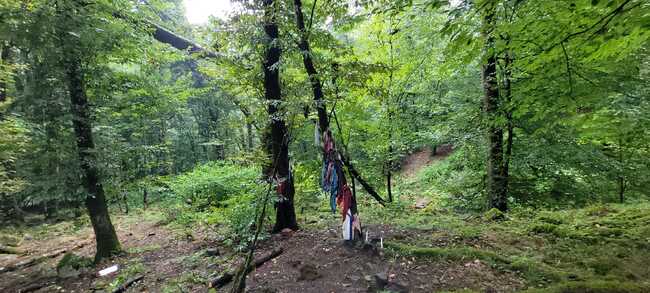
xmin=386 ymin=145 xmax=393 ymax=202
xmin=263 ymin=0 xmax=297 ymax=233
xmin=293 ymin=0 xmax=385 ymax=223
xmin=0 ymin=44 xmax=9 ymax=104
xmin=293 ymin=0 xmax=329 ymax=133
xmin=618 ymin=138 xmax=625 ymax=203
xmin=65 ymin=56 xmax=121 ymax=261
xmin=481 ymin=1 xmax=507 ymax=212
xmin=502 ymin=50 xmax=513 ymax=198
xmin=143 ymin=187 xmax=148 ymax=210
xmin=247 ymin=121 xmax=254 ymax=151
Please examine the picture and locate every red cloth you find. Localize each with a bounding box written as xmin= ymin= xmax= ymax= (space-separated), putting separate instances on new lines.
xmin=337 ymin=184 xmax=352 ymax=220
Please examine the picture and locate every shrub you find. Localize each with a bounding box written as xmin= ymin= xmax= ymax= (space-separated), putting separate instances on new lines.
xmin=166 ymin=162 xmax=260 ymax=211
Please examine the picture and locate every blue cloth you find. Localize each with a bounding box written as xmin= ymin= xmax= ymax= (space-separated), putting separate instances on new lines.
xmin=321 ymin=161 xmax=328 ymax=191
xmin=329 ymin=166 xmax=338 ymax=213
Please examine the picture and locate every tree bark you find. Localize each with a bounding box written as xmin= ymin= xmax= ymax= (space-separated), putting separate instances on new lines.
xmin=618 ymin=138 xmax=625 ymax=203
xmin=293 ymin=0 xmax=329 ymax=133
xmin=65 ymin=56 xmax=121 ymax=261
xmin=481 ymin=0 xmax=507 ymax=212
xmin=502 ymin=49 xmax=513 ymax=199
xmin=262 ymin=0 xmax=298 ymax=233
xmin=0 ymin=44 xmax=9 ymax=104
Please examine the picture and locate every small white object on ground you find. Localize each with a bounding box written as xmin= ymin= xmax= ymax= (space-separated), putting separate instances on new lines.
xmin=98 ymin=265 xmax=118 ymax=276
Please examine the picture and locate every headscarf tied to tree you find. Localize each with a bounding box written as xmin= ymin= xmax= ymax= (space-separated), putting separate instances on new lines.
xmin=321 ymin=129 xmax=361 ymax=240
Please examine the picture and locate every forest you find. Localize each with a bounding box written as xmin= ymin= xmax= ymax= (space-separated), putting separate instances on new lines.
xmin=0 ymin=0 xmax=648 ymax=292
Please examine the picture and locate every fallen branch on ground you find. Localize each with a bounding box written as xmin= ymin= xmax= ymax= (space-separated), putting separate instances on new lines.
xmin=18 ymin=280 xmax=55 ymax=293
xmin=0 ymin=241 xmax=89 ymax=274
xmin=112 ymin=275 xmax=144 ymax=293
xmin=0 ymin=244 xmax=26 ymax=255
xmin=208 ymin=247 xmax=283 ymax=288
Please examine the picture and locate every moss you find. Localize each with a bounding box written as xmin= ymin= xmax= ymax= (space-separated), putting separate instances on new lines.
xmin=385 ymin=242 xmax=509 ymax=263
xmin=530 ymin=223 xmax=558 ymax=235
xmin=536 ymin=211 xmax=565 ymax=225
xmin=509 ymin=256 xmax=565 ymax=283
xmin=524 ymin=280 xmax=650 ymax=293
xmin=588 ymin=257 xmax=622 ymax=276
xmin=57 ymin=252 xmax=93 ymax=270
xmin=126 ymin=244 xmax=161 ymax=254
xmin=108 ymin=261 xmax=146 ymax=292
xmin=484 ymin=208 xmax=506 ymax=221
xmin=0 ymin=233 xmax=22 ymax=246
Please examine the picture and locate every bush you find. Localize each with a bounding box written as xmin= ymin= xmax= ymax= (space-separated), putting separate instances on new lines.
xmin=166 ymin=162 xmax=260 ymax=211
xmin=162 ymin=161 xmax=266 ymax=249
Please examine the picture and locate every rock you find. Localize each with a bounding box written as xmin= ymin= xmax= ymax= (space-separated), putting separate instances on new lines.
xmin=371 ymin=272 xmax=409 ymax=293
xmin=385 ymin=282 xmax=409 ymax=293
xmin=281 ymin=228 xmax=294 ymax=238
xmin=483 ymin=208 xmax=506 ymax=221
xmin=374 ymin=272 xmax=389 ymax=288
xmin=484 ymin=287 xmax=497 ymax=293
xmin=297 ymin=263 xmax=320 ymax=281
xmin=414 ymin=197 xmax=432 ymax=209
xmin=58 ymin=265 xmax=81 ymax=279
xmin=362 ymin=243 xmax=379 ymax=256
xmin=205 ymin=248 xmax=220 ymax=257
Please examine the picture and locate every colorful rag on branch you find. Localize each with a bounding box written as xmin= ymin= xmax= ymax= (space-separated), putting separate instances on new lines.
xmin=321 ymin=129 xmax=361 ymax=240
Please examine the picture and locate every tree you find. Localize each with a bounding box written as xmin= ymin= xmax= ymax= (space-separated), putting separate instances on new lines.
xmin=480 ymin=0 xmax=507 ymax=212
xmin=57 ymin=1 xmax=121 ymax=261
xmin=262 ymin=0 xmax=298 ymax=232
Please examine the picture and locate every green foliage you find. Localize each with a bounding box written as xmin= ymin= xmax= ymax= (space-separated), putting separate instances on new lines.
xmin=523 ymin=281 xmax=650 ymax=293
xmin=57 ymin=253 xmax=94 ymax=271
xmin=108 ymin=260 xmax=146 ymax=292
xmin=484 ymin=208 xmax=506 ymax=221
xmin=166 ymin=161 xmax=259 ymax=211
xmin=161 ymin=161 xmax=266 ymax=249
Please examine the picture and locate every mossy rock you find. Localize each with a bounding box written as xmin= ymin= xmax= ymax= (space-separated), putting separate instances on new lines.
xmin=588 ymin=257 xmax=621 ymax=276
xmin=0 ymin=233 xmax=22 ymax=247
xmin=57 ymin=252 xmax=93 ymax=271
xmin=585 ymin=205 xmax=618 ymax=217
xmin=536 ymin=211 xmax=565 ymax=225
xmin=484 ymin=208 xmax=506 ymax=221
xmin=530 ymin=223 xmax=558 ymax=235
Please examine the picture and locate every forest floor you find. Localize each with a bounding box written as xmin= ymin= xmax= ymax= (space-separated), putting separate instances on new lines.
xmin=2 ymin=151 xmax=650 ymax=292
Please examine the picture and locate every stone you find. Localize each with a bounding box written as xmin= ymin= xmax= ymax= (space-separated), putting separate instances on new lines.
xmin=297 ymin=263 xmax=320 ymax=281
xmin=205 ymin=248 xmax=220 ymax=257
xmin=374 ymin=272 xmax=389 ymax=288
xmin=281 ymin=228 xmax=294 ymax=238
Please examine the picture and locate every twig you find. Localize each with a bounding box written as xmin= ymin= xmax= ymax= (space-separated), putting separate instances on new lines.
xmin=112 ymin=275 xmax=144 ymax=293
xmin=560 ymin=41 xmax=573 ymax=97
xmin=544 ymin=0 xmax=633 ymax=52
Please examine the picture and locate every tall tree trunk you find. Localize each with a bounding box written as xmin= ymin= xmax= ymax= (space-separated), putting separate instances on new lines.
xmin=618 ymin=138 xmax=625 ymax=203
xmin=0 ymin=44 xmax=9 ymax=104
xmin=502 ymin=49 xmax=513 ymax=199
xmin=65 ymin=56 xmax=121 ymax=261
xmin=247 ymin=121 xmax=254 ymax=151
xmin=293 ymin=0 xmax=328 ymax=133
xmin=263 ymin=0 xmax=297 ymax=233
xmin=481 ymin=0 xmax=507 ymax=212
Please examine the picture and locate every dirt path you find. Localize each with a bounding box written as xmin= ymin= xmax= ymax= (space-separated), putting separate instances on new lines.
xmin=1 ymin=212 xmax=524 ymax=292
xmin=400 ymin=145 xmax=453 ymax=178
xmin=246 ymin=227 xmax=523 ymax=293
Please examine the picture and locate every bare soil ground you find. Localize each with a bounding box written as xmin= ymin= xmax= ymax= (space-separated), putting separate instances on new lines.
xmin=400 ymin=145 xmax=452 ymax=178
xmin=1 ymin=212 xmax=525 ymax=293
